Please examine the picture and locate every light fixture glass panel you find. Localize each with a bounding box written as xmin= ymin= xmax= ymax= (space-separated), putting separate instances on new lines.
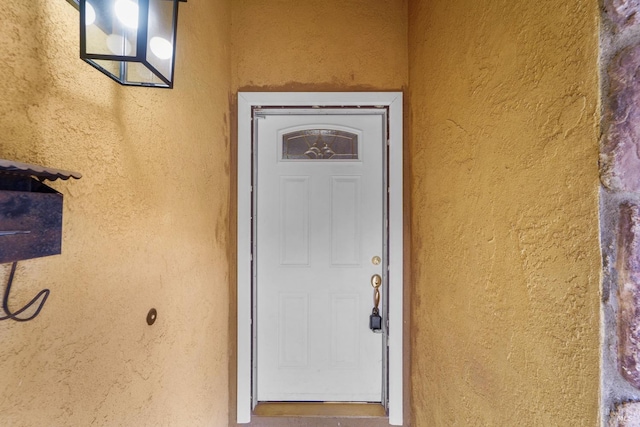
xmin=91 ymin=59 xmax=122 ymax=77
xmin=85 ymin=2 xmax=96 ymax=25
xmin=125 ymin=62 xmax=167 ymax=85
xmin=150 ymin=37 xmax=173 ymax=60
xmin=106 ymin=33 xmax=134 ymax=55
xmin=83 ymin=0 xmax=138 ymax=58
xmin=145 ymin=0 xmax=176 ymax=81
xmin=114 ymin=0 xmax=139 ymax=28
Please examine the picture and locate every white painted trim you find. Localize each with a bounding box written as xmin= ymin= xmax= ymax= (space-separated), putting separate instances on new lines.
xmin=387 ymin=93 xmax=403 ymax=426
xmin=237 ymin=92 xmax=403 ymax=425
xmin=237 ymin=93 xmax=253 ymax=424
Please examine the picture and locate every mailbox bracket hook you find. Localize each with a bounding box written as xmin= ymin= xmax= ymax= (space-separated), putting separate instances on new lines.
xmin=0 ymin=262 xmax=50 ymax=322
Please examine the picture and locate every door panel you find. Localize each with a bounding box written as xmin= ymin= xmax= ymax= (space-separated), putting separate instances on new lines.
xmin=256 ymin=113 xmax=385 ymax=402
xmin=331 ymin=176 xmax=361 ymax=266
xmin=279 ymin=176 xmax=310 ymax=265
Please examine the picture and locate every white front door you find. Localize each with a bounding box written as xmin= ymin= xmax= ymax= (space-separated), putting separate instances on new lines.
xmin=255 ymin=110 xmax=386 ymax=402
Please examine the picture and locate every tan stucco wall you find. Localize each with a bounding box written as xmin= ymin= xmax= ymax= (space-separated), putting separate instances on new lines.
xmin=0 ymin=0 xmax=602 ymax=425
xmin=409 ymin=0 xmax=601 ymax=425
xmin=231 ymin=0 xmax=408 ymax=91
xmin=0 ymin=1 xmax=231 ymax=425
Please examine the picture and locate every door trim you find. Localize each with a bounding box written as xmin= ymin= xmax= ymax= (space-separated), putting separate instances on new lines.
xmin=237 ymin=92 xmax=403 ymax=425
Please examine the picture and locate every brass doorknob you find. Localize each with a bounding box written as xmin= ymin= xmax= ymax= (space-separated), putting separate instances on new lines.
xmin=371 ymin=274 xmax=382 ymax=289
xmin=371 ymin=274 xmax=382 ymax=309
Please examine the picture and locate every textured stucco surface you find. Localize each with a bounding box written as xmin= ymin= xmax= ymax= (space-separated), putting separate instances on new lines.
xmin=0 ymin=1 xmax=605 ymax=425
xmin=231 ymin=0 xmax=408 ymax=91
xmin=408 ymin=0 xmax=601 ymax=425
xmin=0 ymin=1 xmax=231 ymax=426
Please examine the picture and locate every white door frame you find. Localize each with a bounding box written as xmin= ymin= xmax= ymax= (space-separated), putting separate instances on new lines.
xmin=237 ymin=92 xmax=403 ymax=425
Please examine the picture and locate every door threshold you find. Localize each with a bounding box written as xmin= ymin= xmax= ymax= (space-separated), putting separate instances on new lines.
xmin=254 ymin=402 xmax=386 ymax=418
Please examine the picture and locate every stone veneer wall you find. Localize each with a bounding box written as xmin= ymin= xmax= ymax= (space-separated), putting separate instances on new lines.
xmin=602 ymin=1 xmax=640 ymax=425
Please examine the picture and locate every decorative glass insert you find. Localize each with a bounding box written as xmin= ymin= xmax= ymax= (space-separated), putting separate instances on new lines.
xmin=282 ymin=129 xmax=359 ymax=160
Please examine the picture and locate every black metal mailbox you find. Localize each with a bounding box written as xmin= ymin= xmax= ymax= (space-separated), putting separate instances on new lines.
xmin=0 ymin=159 xmax=81 ymax=264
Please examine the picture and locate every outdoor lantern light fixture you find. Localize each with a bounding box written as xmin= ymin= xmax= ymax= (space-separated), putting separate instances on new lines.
xmin=79 ymin=0 xmax=186 ymax=88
